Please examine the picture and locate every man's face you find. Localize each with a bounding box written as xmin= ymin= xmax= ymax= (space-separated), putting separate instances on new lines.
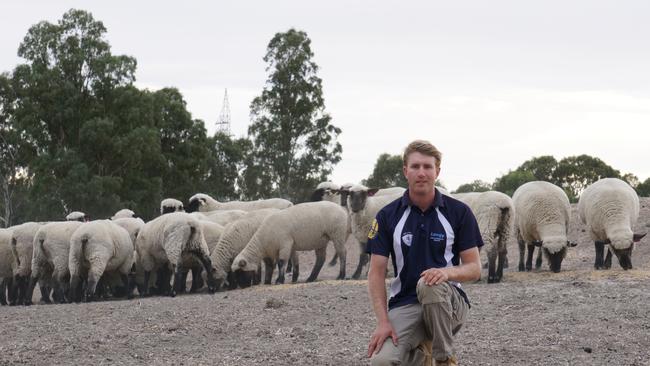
xmin=403 ymin=152 xmax=440 ymax=195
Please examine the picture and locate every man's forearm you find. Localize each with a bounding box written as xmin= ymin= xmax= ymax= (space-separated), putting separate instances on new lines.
xmin=445 ymin=261 xmax=481 ymax=283
xmin=368 ymin=266 xmax=389 ymax=323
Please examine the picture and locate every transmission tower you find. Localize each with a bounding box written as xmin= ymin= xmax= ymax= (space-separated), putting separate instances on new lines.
xmin=215 ymin=88 xmax=231 ymax=136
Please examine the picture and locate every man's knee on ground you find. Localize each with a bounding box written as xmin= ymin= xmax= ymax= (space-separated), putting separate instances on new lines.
xmin=370 ymin=351 xmax=400 ymax=366
xmin=416 ymin=278 xmax=450 ymax=305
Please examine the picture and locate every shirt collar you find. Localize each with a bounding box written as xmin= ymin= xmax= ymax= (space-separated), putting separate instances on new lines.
xmin=401 ymin=188 xmax=446 ymax=211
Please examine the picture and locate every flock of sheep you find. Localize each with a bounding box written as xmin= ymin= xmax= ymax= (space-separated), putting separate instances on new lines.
xmin=0 ymin=177 xmax=646 ymax=306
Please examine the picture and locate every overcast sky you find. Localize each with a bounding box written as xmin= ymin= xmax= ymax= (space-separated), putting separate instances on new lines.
xmin=2 ymin=1 xmax=649 ymax=191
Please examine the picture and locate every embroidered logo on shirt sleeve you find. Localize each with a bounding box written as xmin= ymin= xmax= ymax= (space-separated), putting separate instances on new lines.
xmin=368 ymin=218 xmax=379 ymax=239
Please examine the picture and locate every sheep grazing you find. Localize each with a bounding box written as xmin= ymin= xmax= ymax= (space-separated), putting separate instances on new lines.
xmin=66 ymin=211 xmax=89 ymax=222
xmin=135 ymin=212 xmax=217 ymax=297
xmin=176 ymin=220 xmax=225 ymax=293
xmin=111 ymin=209 xmax=136 ymax=220
xmin=29 ymin=221 xmax=84 ymax=303
xmin=209 ymin=208 xmax=280 ymax=291
xmin=231 ymin=201 xmax=349 ymax=284
xmin=454 ymin=191 xmax=514 ymax=283
xmin=9 ymin=222 xmax=47 ymax=305
xmin=161 ymin=198 xmax=184 ymax=215
xmin=347 ymin=184 xmax=406 ymax=279
xmin=68 ymin=220 xmax=135 ymax=302
xmin=512 ymin=181 xmax=576 ymax=273
xmin=578 ymin=178 xmax=647 ymax=270
xmin=186 ymin=193 xmax=292 ymax=213
xmin=311 ymin=182 xmax=341 ymax=204
xmin=0 ymin=228 xmax=17 ymax=305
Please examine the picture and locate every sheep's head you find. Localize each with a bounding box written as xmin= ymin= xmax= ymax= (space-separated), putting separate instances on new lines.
xmin=161 ymin=199 xmax=185 ymax=215
xmin=348 ymin=185 xmax=380 ymax=213
xmin=601 ymin=232 xmax=646 ymax=270
xmin=186 ymin=194 xmax=208 ymax=213
xmin=536 ymin=236 xmax=573 ymax=273
xmin=338 ymin=183 xmax=354 ymax=207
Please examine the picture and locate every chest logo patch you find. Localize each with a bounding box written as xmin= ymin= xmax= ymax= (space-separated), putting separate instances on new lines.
xmin=402 ymin=232 xmax=413 ymax=246
xmin=430 ymin=232 xmax=445 ymax=242
xmin=368 ymin=219 xmax=379 ymax=239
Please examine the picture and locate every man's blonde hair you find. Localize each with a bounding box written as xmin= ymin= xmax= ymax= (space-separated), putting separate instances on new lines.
xmin=402 ymin=140 xmax=442 ymax=168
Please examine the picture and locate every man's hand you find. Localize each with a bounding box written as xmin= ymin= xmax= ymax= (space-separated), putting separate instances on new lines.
xmin=420 ymin=267 xmax=449 ymax=286
xmin=367 ymin=320 xmax=398 ymax=357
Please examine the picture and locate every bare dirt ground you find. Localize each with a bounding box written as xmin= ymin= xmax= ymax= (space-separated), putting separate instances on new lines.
xmin=1 ymin=198 xmax=650 ymax=365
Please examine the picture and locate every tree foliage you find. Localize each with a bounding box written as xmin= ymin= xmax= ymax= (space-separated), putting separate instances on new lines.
xmin=0 ymin=9 xmax=247 ymax=224
xmin=454 ymin=180 xmax=492 ymax=193
xmin=244 ymin=29 xmax=342 ymax=202
xmin=636 ymin=178 xmax=650 ymax=197
xmin=362 ymin=154 xmax=407 ymax=188
xmin=493 ymin=170 xmax=537 ymax=197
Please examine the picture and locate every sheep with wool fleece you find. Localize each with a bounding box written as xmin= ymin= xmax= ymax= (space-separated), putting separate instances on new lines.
xmin=68 ymin=220 xmax=134 ymax=302
xmin=232 ymin=201 xmax=349 ymax=284
xmin=512 ymin=181 xmax=576 ymax=273
xmin=187 ymin=193 xmax=292 ymax=213
xmin=209 ymin=208 xmax=279 ymax=290
xmin=578 ymin=178 xmax=646 ymax=270
xmin=28 ymin=221 xmax=84 ymax=303
xmin=135 ymin=212 xmax=217 ymax=296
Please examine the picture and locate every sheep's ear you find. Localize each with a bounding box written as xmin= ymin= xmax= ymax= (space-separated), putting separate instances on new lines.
xmin=368 ymin=188 xmax=380 ymax=197
xmin=633 ymin=233 xmax=647 ymax=242
xmin=330 ymin=189 xmax=340 ymax=194
xmin=199 ymin=198 xmax=206 ymax=205
xmin=134 ymin=229 xmax=140 ymax=239
xmin=532 ymin=240 xmax=543 ymax=247
xmin=238 ymin=259 xmax=247 ymax=268
xmin=567 ymin=241 xmax=578 ymax=248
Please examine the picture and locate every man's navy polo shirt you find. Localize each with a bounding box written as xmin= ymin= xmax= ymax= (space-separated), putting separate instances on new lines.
xmin=367 ymin=188 xmax=483 ymax=310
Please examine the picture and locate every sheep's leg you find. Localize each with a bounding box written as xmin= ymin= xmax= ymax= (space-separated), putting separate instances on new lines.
xmin=141 ymin=271 xmax=151 ymax=297
xmin=6 ymin=278 xmax=17 ymax=305
xmin=594 ymin=241 xmax=604 ymax=270
xmin=14 ymin=275 xmax=27 ymax=305
xmin=336 ymin=245 xmax=347 ymax=281
xmin=275 ymin=258 xmax=286 ymax=284
xmin=177 ymin=270 xmax=189 ymax=294
xmin=38 ymin=281 xmax=52 ymax=305
xmin=190 ymin=250 xmax=216 ymax=293
xmin=253 ymin=267 xmax=262 ymax=286
xmin=603 ymin=248 xmax=612 ymax=270
xmin=307 ymin=248 xmax=327 ymax=282
xmin=53 ymin=272 xmax=69 ymax=304
xmin=121 ymin=273 xmax=133 ymax=299
xmin=352 ymin=242 xmax=369 ymax=280
xmin=487 ymin=251 xmax=498 ymax=284
xmin=190 ymin=266 xmax=204 ymax=293
xmin=290 ymin=251 xmax=299 ymax=283
xmin=226 ymin=271 xmax=238 ymax=290
xmin=517 ymin=238 xmax=526 ymax=272
xmin=496 ymin=249 xmax=507 ymax=283
xmin=170 ymin=263 xmax=182 ymax=297
xmin=70 ymin=274 xmax=83 ymax=303
xmin=0 ymin=279 xmax=6 ymax=305
xmin=84 ymin=272 xmax=100 ymax=302
xmin=525 ymin=244 xmax=535 ymax=272
xmin=535 ymin=248 xmax=543 ymax=270
xmin=263 ymin=258 xmax=274 ymax=285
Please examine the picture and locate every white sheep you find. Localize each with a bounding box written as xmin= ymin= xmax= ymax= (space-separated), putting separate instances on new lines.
xmin=346 ymin=184 xmax=406 ymax=279
xmin=187 ymin=193 xmax=292 ymax=212
xmin=66 ymin=211 xmax=88 ymax=222
xmin=231 ymin=201 xmax=349 ymax=284
xmin=68 ymin=220 xmax=135 ymax=302
xmin=454 ymin=191 xmax=514 ymax=283
xmin=194 ymin=209 xmax=248 ymax=226
xmin=135 ymin=212 xmax=217 ymax=296
xmin=176 ymin=220 xmax=225 ymax=293
xmin=311 ymin=181 xmax=342 ymax=204
xmin=111 ymin=209 xmax=136 ymax=220
xmin=9 ymin=222 xmax=46 ymax=305
xmin=578 ymin=178 xmax=647 ymax=270
xmin=209 ymin=208 xmax=280 ymax=290
xmin=0 ymin=228 xmax=17 ymax=305
xmin=161 ymin=198 xmax=184 ymax=214
xmin=512 ymin=181 xmax=576 ymax=273
xmin=29 ymin=221 xmax=84 ymax=303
